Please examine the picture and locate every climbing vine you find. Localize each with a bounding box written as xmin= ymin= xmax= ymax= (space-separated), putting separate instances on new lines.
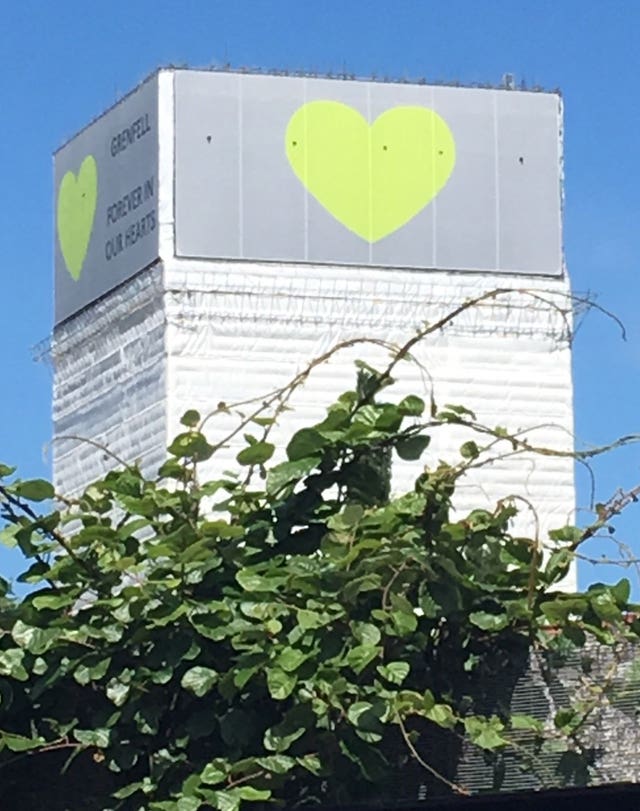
xmin=1 ymin=294 xmax=639 ymax=810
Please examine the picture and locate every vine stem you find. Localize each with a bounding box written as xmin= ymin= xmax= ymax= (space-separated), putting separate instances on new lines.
xmin=381 ymin=561 xmax=410 ymax=610
xmin=0 ymin=485 xmax=94 ymax=577
xmin=226 ymin=769 xmax=266 ymax=789
xmin=396 ymin=714 xmax=470 ymax=796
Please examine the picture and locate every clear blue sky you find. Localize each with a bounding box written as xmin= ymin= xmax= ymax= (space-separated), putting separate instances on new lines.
xmin=1 ymin=0 xmax=639 ymax=591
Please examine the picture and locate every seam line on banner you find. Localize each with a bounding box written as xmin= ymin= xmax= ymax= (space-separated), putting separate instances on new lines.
xmin=367 ymin=83 xmax=373 ymax=264
xmin=493 ymin=91 xmax=501 ymax=270
xmin=303 ymin=78 xmax=309 ymax=261
xmin=238 ymin=74 xmax=244 ymax=257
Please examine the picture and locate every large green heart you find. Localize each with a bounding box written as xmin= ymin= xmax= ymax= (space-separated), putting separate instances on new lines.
xmin=57 ymin=155 xmax=98 ymax=280
xmin=286 ymin=101 xmax=455 ymax=242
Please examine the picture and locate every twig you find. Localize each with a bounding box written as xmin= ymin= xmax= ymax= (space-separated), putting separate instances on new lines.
xmin=226 ymin=769 xmax=266 ymax=789
xmin=381 ymin=562 xmax=410 ymax=611
xmin=0 ymin=485 xmax=94 ymax=577
xmin=50 ymin=434 xmax=133 ymax=471
xmin=396 ymin=714 xmax=470 ymax=795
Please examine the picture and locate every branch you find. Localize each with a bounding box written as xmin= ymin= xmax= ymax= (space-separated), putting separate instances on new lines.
xmin=0 ymin=485 xmax=94 ymax=577
xmin=50 ymin=434 xmax=133 ymax=471
xmin=226 ymin=769 xmax=266 ymax=789
xmin=381 ymin=562 xmax=410 ymax=611
xmin=577 ymin=484 xmax=640 ymax=548
xmin=396 ymin=714 xmax=470 ymax=796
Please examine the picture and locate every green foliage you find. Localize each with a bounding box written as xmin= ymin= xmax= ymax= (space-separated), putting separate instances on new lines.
xmin=0 ymin=362 xmax=638 ymax=809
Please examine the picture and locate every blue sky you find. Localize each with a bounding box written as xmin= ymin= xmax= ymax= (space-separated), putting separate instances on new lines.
xmin=1 ymin=0 xmax=639 ymax=591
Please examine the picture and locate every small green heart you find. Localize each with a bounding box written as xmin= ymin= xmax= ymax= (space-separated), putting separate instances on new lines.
xmin=286 ymin=101 xmax=455 ymax=242
xmin=57 ymin=155 xmax=98 ymax=280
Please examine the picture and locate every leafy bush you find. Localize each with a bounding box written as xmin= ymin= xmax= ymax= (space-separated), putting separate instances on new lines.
xmin=0 ymin=359 xmax=638 ymax=810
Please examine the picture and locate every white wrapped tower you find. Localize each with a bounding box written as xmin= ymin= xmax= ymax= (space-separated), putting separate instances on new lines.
xmin=52 ymin=69 xmax=575 ymax=587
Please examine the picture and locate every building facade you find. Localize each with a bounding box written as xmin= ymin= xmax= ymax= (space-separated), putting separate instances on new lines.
xmin=52 ymin=69 xmax=576 ymax=587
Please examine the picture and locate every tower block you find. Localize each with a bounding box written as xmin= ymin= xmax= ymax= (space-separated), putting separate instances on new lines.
xmin=52 ymin=69 xmax=575 ymax=587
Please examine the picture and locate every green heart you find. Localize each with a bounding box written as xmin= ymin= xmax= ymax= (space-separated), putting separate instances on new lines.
xmin=286 ymin=101 xmax=455 ymax=242
xmin=57 ymin=155 xmax=98 ymax=280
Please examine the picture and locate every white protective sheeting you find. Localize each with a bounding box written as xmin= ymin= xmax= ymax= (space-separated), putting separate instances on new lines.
xmin=52 ymin=258 xmax=576 ymax=589
xmin=52 ymin=265 xmax=166 ymax=496
xmin=164 ymin=259 xmax=575 ymax=588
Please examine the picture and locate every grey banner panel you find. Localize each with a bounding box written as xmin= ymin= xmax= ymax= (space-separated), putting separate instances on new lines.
xmin=242 ymin=76 xmax=306 ymax=260
xmin=174 ymin=70 xmax=563 ymax=276
xmin=430 ymin=86 xmax=497 ymax=272
xmin=496 ymin=91 xmax=562 ymax=273
xmin=174 ymin=72 xmax=241 ymax=259
xmin=54 ymin=76 xmax=159 ymax=324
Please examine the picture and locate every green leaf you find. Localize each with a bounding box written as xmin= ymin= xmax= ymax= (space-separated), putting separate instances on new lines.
xmin=32 ymin=657 xmax=47 ymax=675
xmin=236 ymin=441 xmax=275 ymax=466
xmin=255 ymin=755 xmax=295 ymax=774
xmin=438 ymin=403 xmax=476 ymax=420
xmin=176 ymin=797 xmax=201 ymax=811
xmin=73 ymin=728 xmax=111 ymax=748
xmin=168 ymin=431 xmax=214 ymax=462
xmin=468 ymin=611 xmax=509 ymax=632
xmin=341 ymin=504 xmax=365 ymax=527
xmin=276 ymin=647 xmax=308 ymax=673
xmin=541 ymin=597 xmax=586 ymax=624
xmin=265 ymin=618 xmax=283 ymax=635
xmin=548 ymin=525 xmax=583 ymax=544
xmin=554 ymin=708 xmax=578 ymax=732
xmin=296 ymin=609 xmax=331 ymax=629
xmin=235 ymin=787 xmax=271 ymax=801
xmin=0 ymin=525 xmax=19 ymax=548
xmin=286 ymin=428 xmax=326 ymax=461
xmin=0 ymin=648 xmax=28 ymax=681
xmin=74 ymin=657 xmax=111 ymax=685
xmin=352 ymin=622 xmax=381 ymax=646
xmin=11 ymin=620 xmax=58 ymax=654
xmin=296 ymin=754 xmax=322 ymax=775
xmin=398 ymin=395 xmax=425 ymax=416
xmin=158 ymin=458 xmax=189 ymax=480
xmin=419 ymin=590 xmax=440 ymax=618
xmin=1 ymin=731 xmax=45 ymax=752
xmin=395 ymin=435 xmax=430 ymax=461
xmin=347 ymin=701 xmax=374 ymax=726
xmin=267 ymin=456 xmax=319 ymax=495
xmin=201 ymin=762 xmax=227 ymax=785
xmin=31 ymin=594 xmax=71 ymax=610
xmin=346 ymin=644 xmax=381 ymax=674
xmin=14 ymin=479 xmax=54 ymax=502
xmin=264 ymin=705 xmax=313 ymax=752
xmin=113 ymin=781 xmax=148 ymax=800
xmin=460 ymin=440 xmax=480 ymax=460
xmin=346 ymin=700 xmax=387 ymax=744
xmin=464 ymin=716 xmax=508 ymax=749
xmin=425 ymin=703 xmax=457 ymax=729
xmin=208 ymin=791 xmax=240 ymax=811
xmin=544 ymin=548 xmax=574 ymax=583
xmin=236 ymin=570 xmax=285 ymax=593
xmin=395 ymin=689 xmax=435 ymax=717
xmin=511 ymin=715 xmax=544 ymax=733
xmin=390 ymin=607 xmax=418 ymax=636
xmin=180 ymin=409 xmax=201 ymax=428
xmin=267 ymin=667 xmax=297 ymax=699
xmin=591 ymin=592 xmax=622 ymax=623
xmin=563 ymin=624 xmax=587 ymax=647
xmin=106 ymin=678 xmax=131 ymax=707
xmin=181 ymin=666 xmax=218 ymax=697
xmin=376 ymin=661 xmax=410 ymax=685
xmin=252 ymin=416 xmax=276 ymax=427
xmin=0 ymin=463 xmax=16 ymax=478
xmin=611 ymin=578 xmax=631 ymax=605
